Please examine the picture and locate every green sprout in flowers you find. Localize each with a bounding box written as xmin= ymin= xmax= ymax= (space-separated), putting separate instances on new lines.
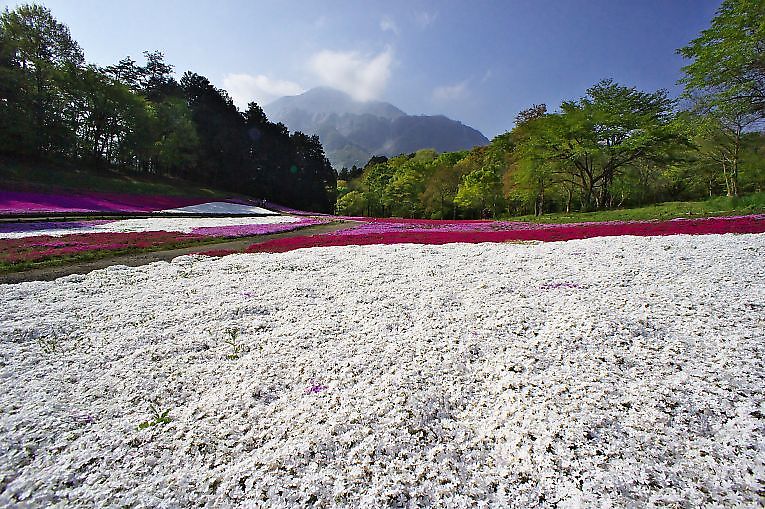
xmin=138 ymin=403 xmax=172 ymax=430
xmin=224 ymin=327 xmax=243 ymax=360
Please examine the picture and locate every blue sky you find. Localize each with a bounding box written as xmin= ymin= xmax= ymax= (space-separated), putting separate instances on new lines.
xmin=6 ymin=0 xmax=721 ymax=138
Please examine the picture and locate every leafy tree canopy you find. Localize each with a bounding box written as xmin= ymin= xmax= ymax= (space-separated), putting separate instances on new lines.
xmin=678 ymin=0 xmax=765 ymax=115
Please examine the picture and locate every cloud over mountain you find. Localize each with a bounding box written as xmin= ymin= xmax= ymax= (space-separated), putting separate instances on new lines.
xmin=223 ymin=73 xmax=304 ymax=110
xmin=308 ymin=48 xmax=393 ymax=102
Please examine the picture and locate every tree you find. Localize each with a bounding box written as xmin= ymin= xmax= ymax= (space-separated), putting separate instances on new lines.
xmin=386 ymin=163 xmax=425 ymax=218
xmin=0 ymin=22 xmax=34 ymax=155
xmin=516 ymin=80 xmax=685 ymax=210
xmin=694 ymin=102 xmax=761 ymax=196
xmin=142 ymin=50 xmax=178 ymax=101
xmin=515 ymin=103 xmax=547 ymax=126
xmin=454 ymin=147 xmax=504 ymax=218
xmin=422 ymin=158 xmax=464 ymax=219
xmin=154 ymin=97 xmax=199 ymax=175
xmin=335 ymin=190 xmax=367 ymax=216
xmin=362 ymin=160 xmax=395 ymax=216
xmin=0 ymin=4 xmax=84 ymax=155
xmin=678 ymin=0 xmax=765 ymax=117
xmin=104 ymin=56 xmax=144 ymax=91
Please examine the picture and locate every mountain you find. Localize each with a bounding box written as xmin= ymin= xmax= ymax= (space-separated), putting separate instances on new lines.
xmin=264 ymin=87 xmax=489 ymax=169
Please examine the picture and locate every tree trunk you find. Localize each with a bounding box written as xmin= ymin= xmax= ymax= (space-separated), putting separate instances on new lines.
xmin=731 ymin=126 xmax=741 ymax=197
xmin=722 ymin=159 xmax=732 ymax=197
xmin=538 ymin=185 xmax=545 ymax=216
xmin=565 ymin=187 xmax=572 ymax=213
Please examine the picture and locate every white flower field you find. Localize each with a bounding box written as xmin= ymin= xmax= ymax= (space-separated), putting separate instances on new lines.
xmin=1 ymin=233 xmax=763 ymax=507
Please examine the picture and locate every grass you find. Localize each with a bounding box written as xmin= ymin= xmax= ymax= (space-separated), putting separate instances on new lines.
xmin=505 ymin=193 xmax=765 ymax=224
xmin=0 ymin=158 xmax=238 ymax=198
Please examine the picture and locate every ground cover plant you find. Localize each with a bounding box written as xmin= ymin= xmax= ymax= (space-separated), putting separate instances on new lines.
xmin=0 ymin=216 xmax=325 ymax=272
xmin=0 ymin=190 xmax=213 ymax=214
xmin=0 ymin=216 xmax=310 ymax=239
xmin=0 ymin=234 xmax=763 ymax=506
xmin=0 ymin=231 xmax=209 ymax=270
xmin=246 ymin=214 xmax=765 ymax=253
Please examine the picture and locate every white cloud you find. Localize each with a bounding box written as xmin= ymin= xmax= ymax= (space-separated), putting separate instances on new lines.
xmin=380 ymin=15 xmax=399 ymax=35
xmin=432 ymin=81 xmax=469 ymax=102
xmin=222 ymin=73 xmax=304 ymax=109
xmin=481 ymin=69 xmax=493 ymax=84
xmin=414 ymin=10 xmax=437 ymax=28
xmin=309 ymin=48 xmax=393 ymax=101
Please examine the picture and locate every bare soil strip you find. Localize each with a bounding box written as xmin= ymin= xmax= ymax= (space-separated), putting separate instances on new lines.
xmin=0 ymin=221 xmax=354 ymax=284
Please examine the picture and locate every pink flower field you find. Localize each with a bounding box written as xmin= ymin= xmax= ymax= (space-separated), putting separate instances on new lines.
xmin=0 ymin=217 xmax=323 ymax=265
xmin=0 ymin=231 xmax=207 ymax=264
xmin=0 ymin=190 xmax=228 ymax=214
xmin=245 ymin=214 xmax=765 ymax=253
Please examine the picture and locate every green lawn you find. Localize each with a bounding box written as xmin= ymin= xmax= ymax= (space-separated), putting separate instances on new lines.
xmin=505 ymin=193 xmax=765 ymax=224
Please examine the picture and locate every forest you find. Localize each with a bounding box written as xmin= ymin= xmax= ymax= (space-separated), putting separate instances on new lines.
xmin=337 ymin=0 xmax=765 ymax=218
xmin=0 ymin=4 xmax=337 ymax=212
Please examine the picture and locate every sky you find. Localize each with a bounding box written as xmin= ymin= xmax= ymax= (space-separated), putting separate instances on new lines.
xmin=5 ymin=0 xmax=722 ymax=138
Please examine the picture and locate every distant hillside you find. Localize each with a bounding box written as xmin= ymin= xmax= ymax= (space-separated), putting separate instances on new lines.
xmin=265 ymin=87 xmax=489 ymax=168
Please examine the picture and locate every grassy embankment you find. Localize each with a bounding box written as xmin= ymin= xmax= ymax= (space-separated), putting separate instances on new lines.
xmin=507 ymin=193 xmax=765 ymax=223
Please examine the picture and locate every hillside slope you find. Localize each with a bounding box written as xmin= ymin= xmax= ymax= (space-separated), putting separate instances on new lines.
xmin=0 ymin=159 xmax=243 ymax=199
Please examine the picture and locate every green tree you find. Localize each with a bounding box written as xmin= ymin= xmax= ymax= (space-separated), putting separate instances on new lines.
xmin=362 ymin=160 xmax=395 ymax=216
xmin=386 ymin=163 xmax=426 ymax=217
xmin=154 ymin=97 xmax=199 ymax=175
xmin=694 ymin=103 xmax=761 ymax=196
xmin=335 ymin=190 xmax=367 ymax=216
xmin=0 ymin=22 xmax=34 ymax=154
xmin=421 ymin=158 xmax=464 ymax=219
xmin=454 ymin=147 xmax=504 ymax=217
xmin=516 ymin=80 xmax=684 ymax=210
xmin=678 ymin=0 xmax=765 ymax=117
xmin=0 ymin=4 xmax=84 ymax=155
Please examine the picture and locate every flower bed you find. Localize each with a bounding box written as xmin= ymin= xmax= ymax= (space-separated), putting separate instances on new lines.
xmin=0 ymin=217 xmax=327 ymax=266
xmin=1 ymin=235 xmax=763 ymax=506
xmin=190 ymin=217 xmax=325 ymax=237
xmin=0 ymin=190 xmax=225 ymax=214
xmin=0 ymin=231 xmax=208 ymax=264
xmin=247 ymin=214 xmax=765 ymax=253
xmin=0 ymin=216 xmax=310 ymax=239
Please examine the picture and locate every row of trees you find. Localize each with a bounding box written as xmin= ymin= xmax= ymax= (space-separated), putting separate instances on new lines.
xmin=0 ymin=5 xmax=336 ymax=212
xmin=337 ymin=0 xmax=765 ymax=218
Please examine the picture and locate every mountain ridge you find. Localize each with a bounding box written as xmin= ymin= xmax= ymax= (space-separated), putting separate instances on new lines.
xmin=264 ymin=87 xmax=489 ymax=169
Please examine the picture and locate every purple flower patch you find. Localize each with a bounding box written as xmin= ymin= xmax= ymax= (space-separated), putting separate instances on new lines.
xmin=0 ymin=190 xmax=209 ymax=214
xmin=305 ymin=383 xmax=328 ymax=394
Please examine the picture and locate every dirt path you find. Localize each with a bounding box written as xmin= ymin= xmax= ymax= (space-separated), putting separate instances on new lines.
xmin=0 ymin=221 xmax=354 ymax=284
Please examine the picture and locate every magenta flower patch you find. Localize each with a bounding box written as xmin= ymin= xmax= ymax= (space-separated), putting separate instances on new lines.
xmin=305 ymin=383 xmax=328 ymax=394
xmin=0 ymin=190 xmax=224 ymax=214
xmin=247 ymin=214 xmax=765 ymax=253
